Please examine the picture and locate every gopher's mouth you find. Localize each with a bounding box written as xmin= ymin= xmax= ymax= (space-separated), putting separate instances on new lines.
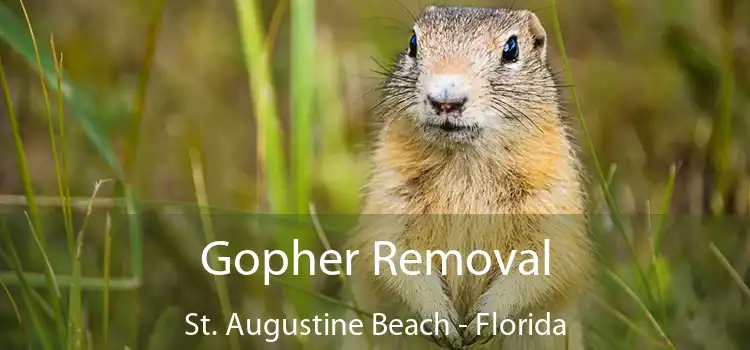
xmin=438 ymin=121 xmax=469 ymax=132
xmin=427 ymin=120 xmax=476 ymax=133
xmin=422 ymin=120 xmax=480 ymax=142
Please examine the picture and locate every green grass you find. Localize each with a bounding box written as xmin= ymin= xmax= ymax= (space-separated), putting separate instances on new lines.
xmin=0 ymin=274 xmax=25 ymax=347
xmin=0 ymin=0 xmax=748 ymax=349
xmin=189 ymin=146 xmax=240 ymax=350
xmin=4 ymin=0 xmax=330 ymax=346
xmin=0 ymin=10 xmax=56 ymax=346
xmin=0 ymin=0 xmax=151 ymax=348
xmin=102 ymin=213 xmax=112 ymax=349
xmin=549 ymin=1 xmax=676 ymax=347
xmin=1 ymin=222 xmax=55 ymax=350
xmin=0 ymin=2 xmax=123 ymax=176
xmin=234 ymin=0 xmax=287 ymax=213
xmin=290 ymin=0 xmax=315 ymax=214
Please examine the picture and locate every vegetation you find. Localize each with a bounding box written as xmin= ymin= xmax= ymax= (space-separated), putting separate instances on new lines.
xmin=0 ymin=0 xmax=748 ymax=349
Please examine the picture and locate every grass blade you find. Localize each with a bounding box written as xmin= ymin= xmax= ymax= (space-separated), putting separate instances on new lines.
xmin=233 ymin=0 xmax=288 ymax=213
xmin=122 ymin=0 xmax=163 ymax=177
xmin=18 ymin=0 xmax=57 ymax=249
xmin=0 ymin=272 xmax=29 ymax=349
xmin=69 ymin=179 xmax=110 ymax=350
xmin=27 ymin=288 xmax=54 ymax=319
xmin=709 ymin=242 xmax=750 ymax=300
xmin=23 ymin=211 xmax=66 ymax=345
xmin=0 ymin=273 xmax=139 ymax=290
xmin=290 ymin=0 xmax=316 ymax=213
xmin=309 ymin=203 xmax=373 ymax=350
xmin=265 ymin=0 xmax=287 ymax=52
xmin=652 ymin=164 xmax=678 ymax=254
xmin=548 ymin=1 xmax=625 ymax=235
xmin=188 ymin=147 xmax=240 ymax=350
xmin=605 ymin=268 xmax=675 ymax=349
xmin=590 ymin=293 xmax=669 ymax=349
xmin=0 ymin=25 xmax=56 ymax=348
xmin=0 ymin=227 xmax=54 ymax=350
xmin=50 ymin=35 xmax=76 ymax=261
xmin=67 ymin=250 xmax=83 ymax=350
xmin=286 ymin=0 xmax=318 ymax=320
xmin=120 ymin=1 xmax=164 ymax=345
xmin=0 ymin=49 xmax=43 ymax=254
xmin=706 ymin=2 xmax=736 ymax=210
xmin=648 ymin=164 xmax=678 ymax=325
xmin=0 ymin=2 xmax=124 ymax=177
xmin=234 ymin=0 xmax=315 ymax=321
xmin=549 ymin=0 xmax=657 ymax=312
xmin=102 ymin=213 xmax=112 ymax=349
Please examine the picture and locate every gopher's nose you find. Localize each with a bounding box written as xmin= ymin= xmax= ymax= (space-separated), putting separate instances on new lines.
xmin=427 ymin=95 xmax=467 ymax=114
xmin=426 ymin=74 xmax=469 ymax=114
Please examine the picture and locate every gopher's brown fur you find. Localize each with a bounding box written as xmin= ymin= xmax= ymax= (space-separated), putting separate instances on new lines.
xmin=345 ymin=5 xmax=592 ymax=350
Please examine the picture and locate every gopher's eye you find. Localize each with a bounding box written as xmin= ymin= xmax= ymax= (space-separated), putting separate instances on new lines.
xmin=408 ymin=33 xmax=417 ymax=58
xmin=502 ymin=35 xmax=519 ymax=63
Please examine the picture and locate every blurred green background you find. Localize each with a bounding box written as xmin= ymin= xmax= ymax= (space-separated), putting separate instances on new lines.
xmin=0 ymin=0 xmax=749 ymax=349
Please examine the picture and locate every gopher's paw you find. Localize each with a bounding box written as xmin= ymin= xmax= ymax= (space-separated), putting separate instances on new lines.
xmin=462 ymin=295 xmax=509 ymax=347
xmin=413 ymin=301 xmax=462 ymax=349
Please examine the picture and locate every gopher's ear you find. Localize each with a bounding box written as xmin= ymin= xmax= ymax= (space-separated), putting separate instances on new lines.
xmin=525 ymin=11 xmax=548 ymax=58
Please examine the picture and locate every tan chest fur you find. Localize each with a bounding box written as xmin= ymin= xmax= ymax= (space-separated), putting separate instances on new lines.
xmin=357 ymin=118 xmax=586 ymax=315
